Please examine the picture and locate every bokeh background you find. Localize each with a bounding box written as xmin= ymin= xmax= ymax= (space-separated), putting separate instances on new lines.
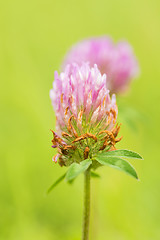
xmin=1 ymin=0 xmax=160 ymax=239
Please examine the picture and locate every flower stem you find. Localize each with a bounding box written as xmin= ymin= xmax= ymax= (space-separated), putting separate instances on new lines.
xmin=82 ymin=167 xmax=91 ymax=240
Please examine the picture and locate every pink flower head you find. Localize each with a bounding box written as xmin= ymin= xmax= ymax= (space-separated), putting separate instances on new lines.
xmin=50 ymin=63 xmax=122 ymax=166
xmin=62 ymin=37 xmax=139 ymax=94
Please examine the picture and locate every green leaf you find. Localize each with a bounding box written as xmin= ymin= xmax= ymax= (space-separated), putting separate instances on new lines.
xmin=97 ymin=149 xmax=143 ymax=159
xmin=47 ymin=173 xmax=66 ymax=194
xmin=95 ymin=156 xmax=138 ymax=179
xmin=66 ymin=159 xmax=92 ymax=182
xmin=91 ymin=171 xmax=100 ymax=178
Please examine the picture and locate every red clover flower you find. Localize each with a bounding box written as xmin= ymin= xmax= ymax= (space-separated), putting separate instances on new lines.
xmin=62 ymin=37 xmax=139 ymax=94
xmin=50 ymin=63 xmax=122 ymax=166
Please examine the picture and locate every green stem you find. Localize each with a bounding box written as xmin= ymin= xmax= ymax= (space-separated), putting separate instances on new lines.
xmin=82 ymin=167 xmax=91 ymax=240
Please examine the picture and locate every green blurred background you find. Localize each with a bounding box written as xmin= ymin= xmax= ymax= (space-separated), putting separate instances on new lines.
xmin=0 ymin=0 xmax=160 ymax=239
